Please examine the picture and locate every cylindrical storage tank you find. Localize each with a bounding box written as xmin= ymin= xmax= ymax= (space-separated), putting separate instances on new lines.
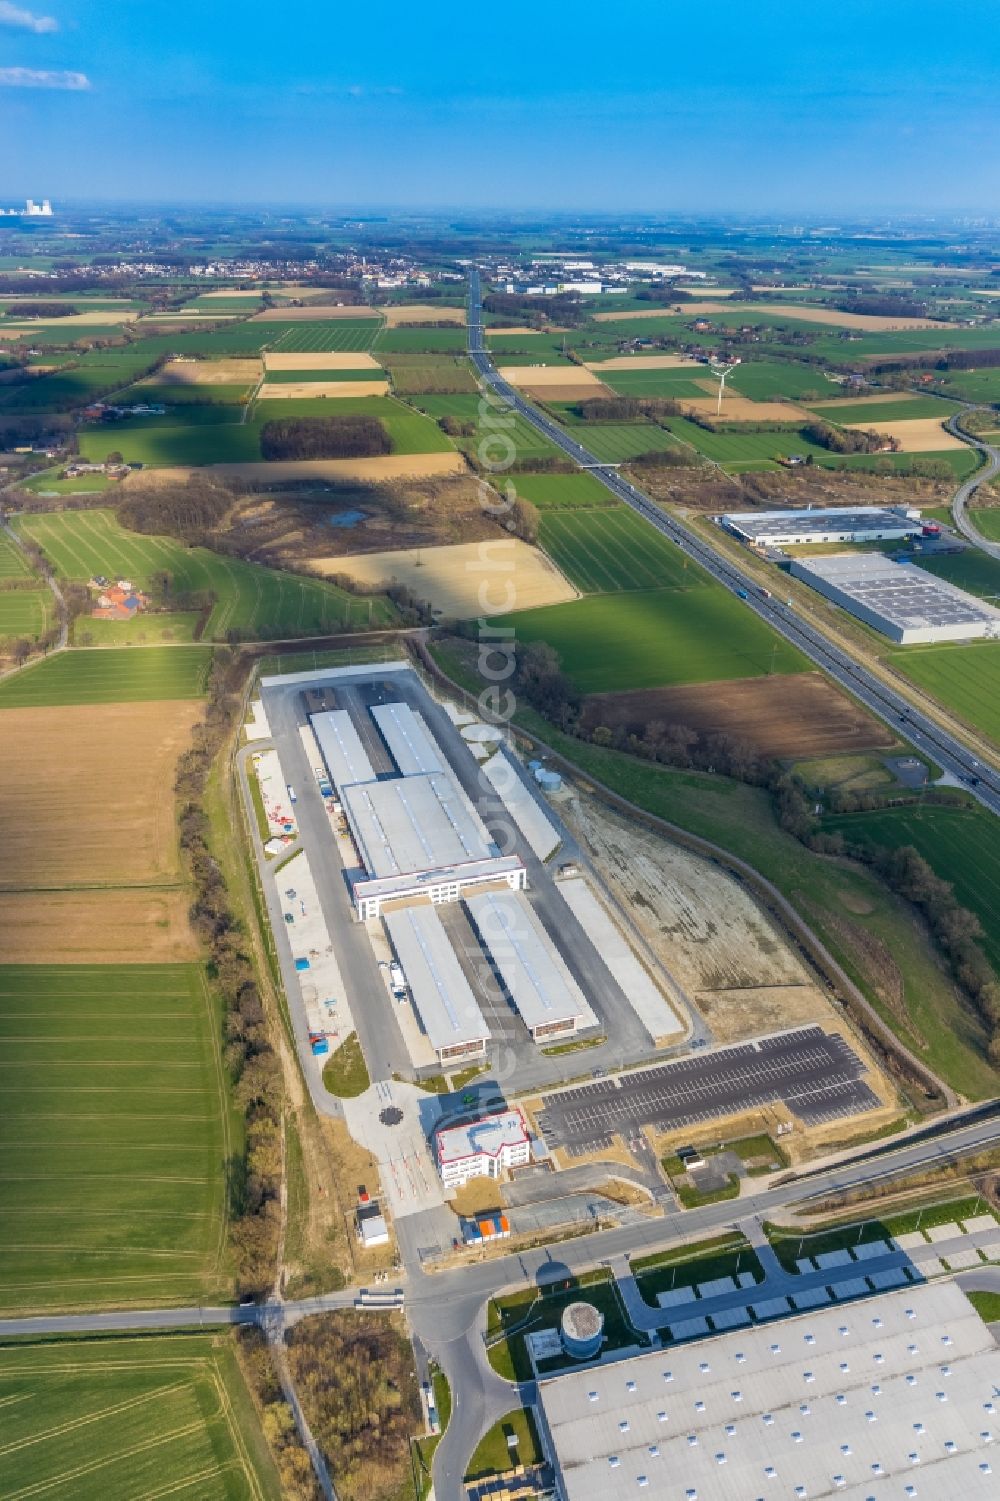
xmin=560 ymin=1300 xmax=604 ymax=1360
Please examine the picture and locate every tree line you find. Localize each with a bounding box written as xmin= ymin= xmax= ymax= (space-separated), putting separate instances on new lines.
xmin=260 ymin=416 xmax=391 ymax=461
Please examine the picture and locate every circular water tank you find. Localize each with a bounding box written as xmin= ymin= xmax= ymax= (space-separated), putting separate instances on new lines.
xmin=560 ymin=1300 xmax=604 ymax=1360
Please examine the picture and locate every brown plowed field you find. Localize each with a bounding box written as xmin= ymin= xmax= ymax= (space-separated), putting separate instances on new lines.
xmin=0 ymin=889 xmax=199 ymax=963
xmin=581 ymin=672 xmax=895 ymax=759
xmin=0 ymin=701 xmax=203 ymax=889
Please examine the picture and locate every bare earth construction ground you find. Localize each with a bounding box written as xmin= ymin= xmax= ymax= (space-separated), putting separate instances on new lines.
xmin=263 ymin=351 xmax=382 ymax=370
xmin=581 ymin=674 xmax=896 ymax=760
xmin=138 ymin=358 xmax=261 ymax=386
xmin=557 ymin=788 xmax=836 ymax=1042
xmin=313 ymin=537 xmax=578 ymax=617
xmin=257 ymin=379 xmax=390 ymax=399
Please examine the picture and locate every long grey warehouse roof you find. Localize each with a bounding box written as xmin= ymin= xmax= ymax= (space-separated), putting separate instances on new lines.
xmin=722 ymin=505 xmax=920 ymax=540
xmin=464 ymin=888 xmax=596 ymax=1032
xmin=371 ymin=701 xmax=442 ymax=777
xmin=538 ymin=1280 xmax=1000 ymax=1501
xmin=383 ymin=905 xmax=489 ymax=1053
xmin=342 ymin=772 xmax=495 ymax=879
xmin=310 ymin=710 xmax=375 ymax=791
xmin=793 ymin=553 xmax=1000 ymax=632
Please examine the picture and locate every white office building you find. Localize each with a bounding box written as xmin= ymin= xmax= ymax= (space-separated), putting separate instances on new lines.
xmin=435 ymin=1109 xmax=531 ymax=1189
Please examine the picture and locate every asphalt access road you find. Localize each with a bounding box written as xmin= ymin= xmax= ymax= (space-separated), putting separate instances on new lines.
xmin=468 ymin=271 xmax=1000 ymax=808
xmin=535 ymin=1027 xmax=879 ymax=1154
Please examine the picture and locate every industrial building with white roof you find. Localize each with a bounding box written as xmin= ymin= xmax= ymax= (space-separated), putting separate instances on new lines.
xmin=465 ymin=888 xmax=599 ymax=1040
xmin=435 ymin=1107 xmax=531 ymax=1188
xmin=343 ymin=773 xmax=526 ymax=920
xmin=721 ymin=506 xmax=924 ymax=547
xmin=535 ymin=1279 xmax=1000 ymax=1501
xmin=790 ymin=553 xmax=1000 ymax=644
xmin=382 ymin=904 xmax=489 ymax=1065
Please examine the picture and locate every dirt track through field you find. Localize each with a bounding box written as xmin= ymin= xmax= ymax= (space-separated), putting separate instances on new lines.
xmin=0 ymin=701 xmax=203 ymax=888
xmin=558 ymin=790 xmax=834 ymax=1042
xmin=315 ymin=537 xmax=578 ymax=617
xmin=581 ymin=673 xmax=894 ymax=759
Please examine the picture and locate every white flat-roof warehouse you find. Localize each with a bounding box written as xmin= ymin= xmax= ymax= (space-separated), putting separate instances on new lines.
xmin=310 ymin=709 xmax=376 ymax=792
xmin=722 ymin=505 xmax=923 ymax=547
xmin=465 ymin=888 xmax=598 ymax=1040
xmin=383 ymin=905 xmax=489 ymax=1064
xmin=536 ymin=1280 xmax=1000 ymax=1501
xmin=790 ymin=553 xmax=1000 ymax=644
xmin=370 ymin=702 xmax=442 ymax=776
xmin=343 ymin=770 xmax=526 ymax=919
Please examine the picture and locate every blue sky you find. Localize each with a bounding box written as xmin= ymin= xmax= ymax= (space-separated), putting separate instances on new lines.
xmin=1 ymin=0 xmax=998 ymax=212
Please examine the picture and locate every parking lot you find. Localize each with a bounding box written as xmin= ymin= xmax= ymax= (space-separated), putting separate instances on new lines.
xmin=535 ymin=1027 xmax=880 ymax=1154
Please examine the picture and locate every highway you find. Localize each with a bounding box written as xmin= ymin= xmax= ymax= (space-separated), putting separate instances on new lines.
xmin=468 ymin=271 xmax=1000 ymax=805
xmin=946 ymin=408 xmax=1000 ymax=559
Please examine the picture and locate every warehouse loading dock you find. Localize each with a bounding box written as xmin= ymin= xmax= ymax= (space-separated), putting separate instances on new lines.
xmin=382 ymin=904 xmax=490 ymax=1065
xmin=465 ymin=888 xmax=599 ymax=1041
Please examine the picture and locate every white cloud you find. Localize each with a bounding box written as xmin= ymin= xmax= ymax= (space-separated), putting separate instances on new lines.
xmin=0 ymin=2 xmax=58 ymax=32
xmin=0 ymin=66 xmax=90 ymax=89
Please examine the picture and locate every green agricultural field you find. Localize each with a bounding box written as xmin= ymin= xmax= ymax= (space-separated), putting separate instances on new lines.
xmin=933 ymin=370 xmax=1000 ymax=405
xmin=79 ymin=394 xmax=451 ymax=466
xmin=0 ymin=645 xmax=213 ymax=707
xmin=251 ymin=395 xmax=453 ymax=453
xmin=73 ymin=611 xmax=202 ymax=646
xmin=0 ymin=965 xmax=230 ymax=1313
xmin=912 ymin=550 xmax=1000 ymax=598
xmin=599 ymin=368 xmax=712 ymax=399
xmin=78 ymin=421 xmax=259 ymax=467
xmin=540 ymin=507 xmax=707 ymax=593
xmin=508 ymin=471 xmax=617 ymax=509
xmin=662 ymin=416 xmax=832 ymax=466
xmin=499 ymin=586 xmax=808 ymax=693
xmin=262 ymin=366 xmax=386 ymax=383
xmin=808 ymin=395 xmax=957 ymax=423
xmin=0 ymin=530 xmax=30 ymax=577
xmin=374 ymin=327 xmax=467 ymax=353
xmin=23 ymin=470 xmax=115 ymax=495
xmin=410 ymin=392 xmax=568 ymax=462
xmin=16 ymin=509 xmax=395 ymax=639
xmin=482 ymin=332 xmax=574 ymax=361
xmin=0 ymin=1331 xmax=281 ymax=1499
xmin=0 ymin=588 xmax=50 ymax=639
xmin=970 ymin=507 xmax=1000 ymax=541
xmin=126 ymin=382 xmax=256 ymax=406
xmin=380 ymin=354 xmax=477 ymax=394
xmin=568 ymin=422 xmax=681 ymax=463
xmin=889 ymin=639 xmax=1000 ymax=745
xmin=729 ymin=360 xmax=842 ymax=400
xmin=270 ymin=319 xmax=381 ymax=353
xmin=824 ymin=804 xmax=1000 ymax=972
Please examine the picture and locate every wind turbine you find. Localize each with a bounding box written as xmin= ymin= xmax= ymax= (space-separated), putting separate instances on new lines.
xmin=709 ymin=356 xmax=741 ymax=417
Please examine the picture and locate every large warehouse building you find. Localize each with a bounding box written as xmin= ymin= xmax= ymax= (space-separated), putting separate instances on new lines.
xmin=382 ymin=904 xmax=489 ymax=1065
xmin=721 ymin=505 xmax=924 ymax=547
xmin=790 ymin=553 xmax=1000 ymax=644
xmin=465 ymin=888 xmax=599 ymax=1040
xmin=535 ymin=1280 xmax=1000 ymax=1501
